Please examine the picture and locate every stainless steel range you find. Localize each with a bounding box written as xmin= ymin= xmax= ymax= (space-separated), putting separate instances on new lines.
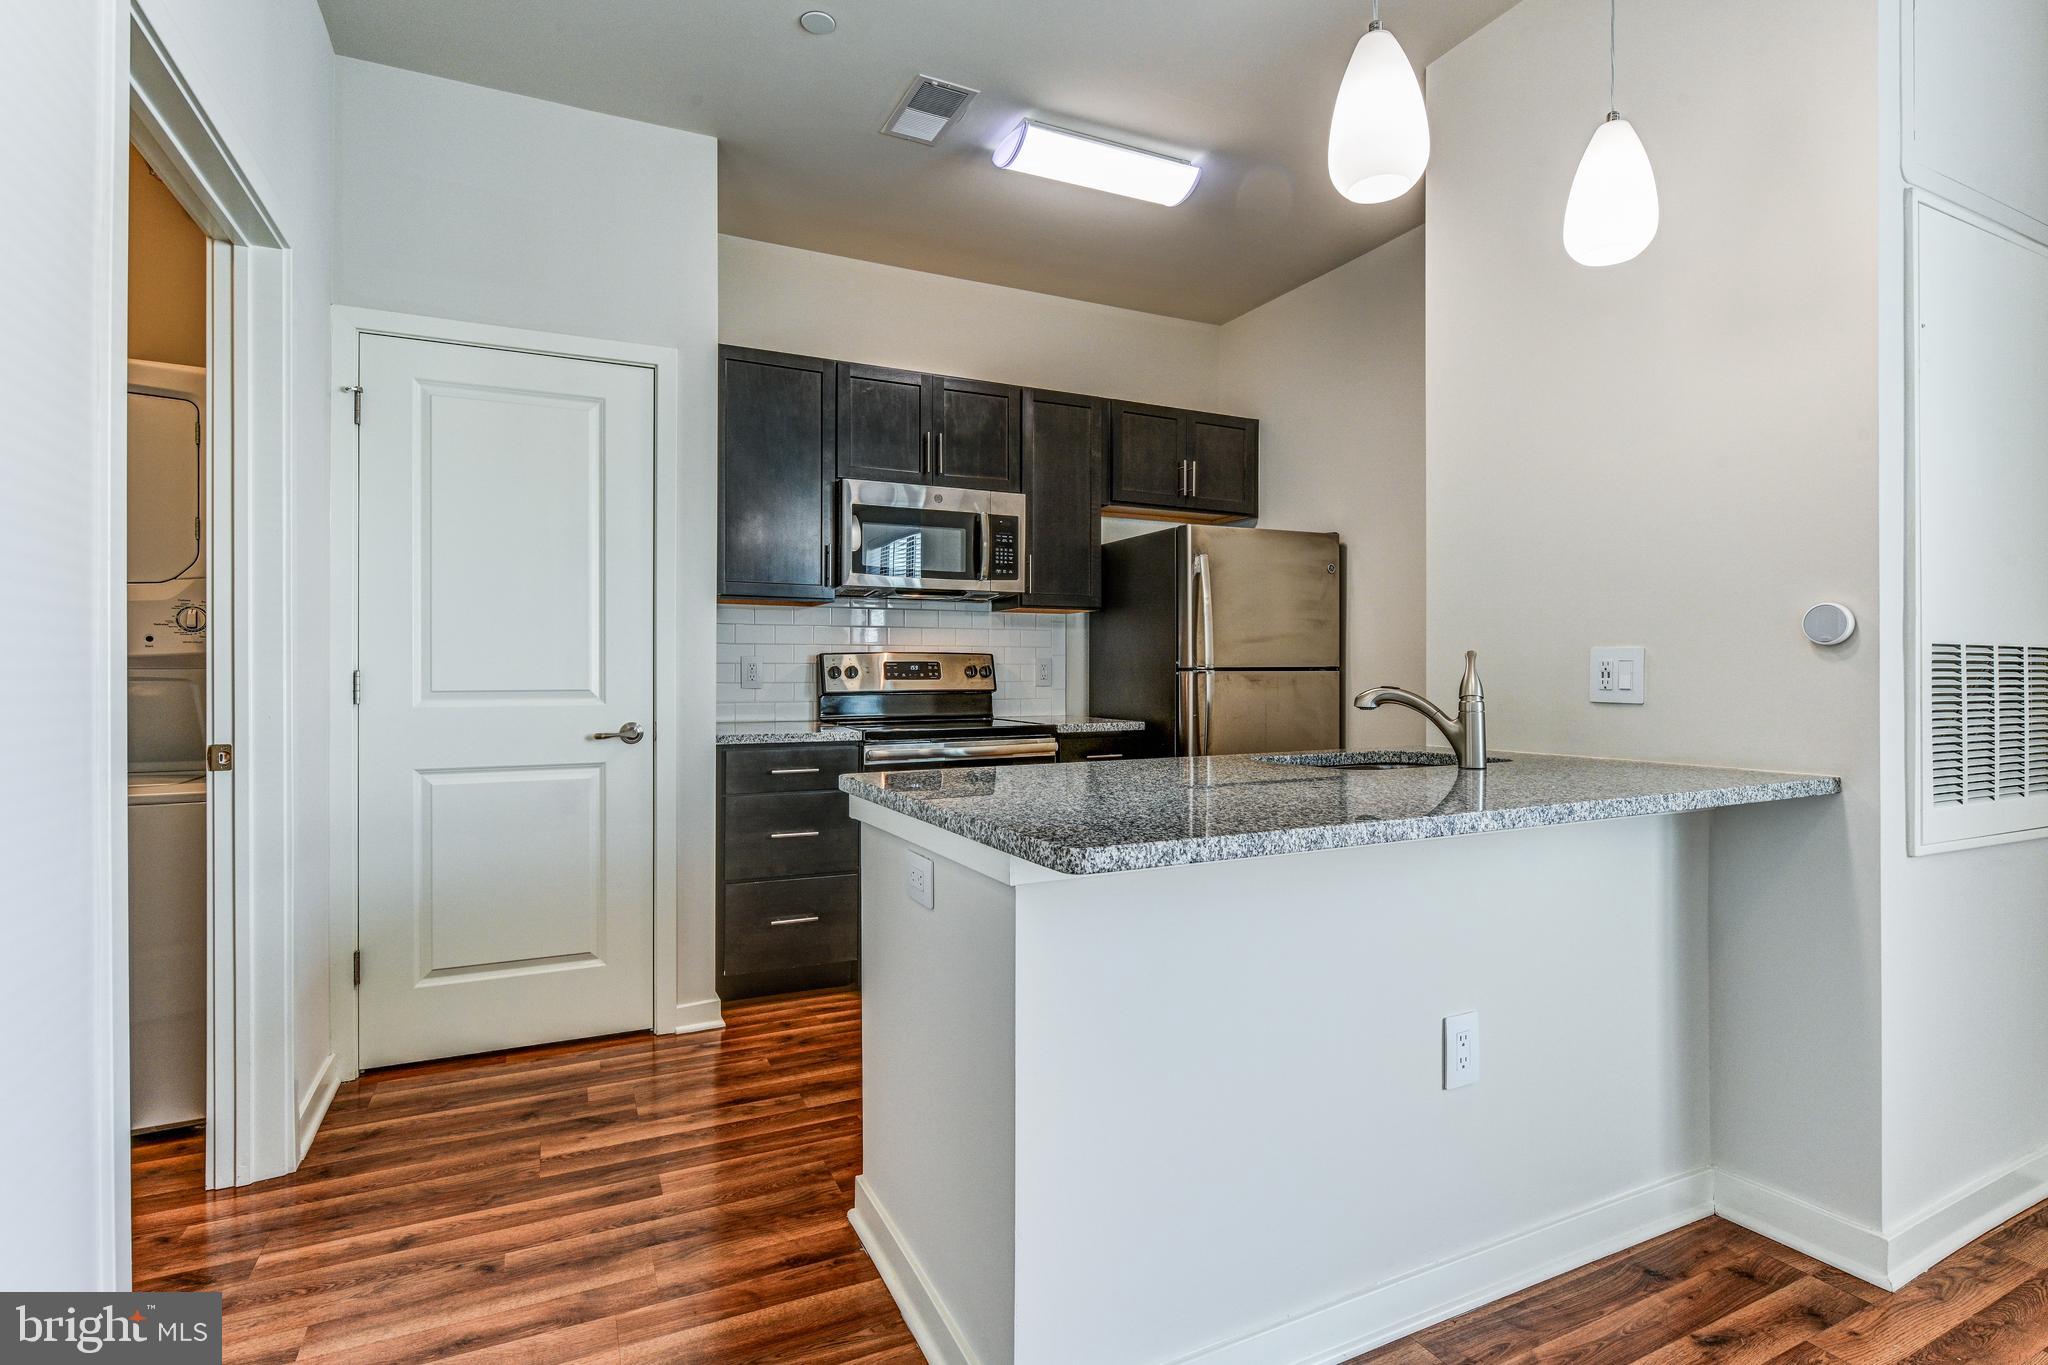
xmin=818 ymin=651 xmax=1058 ymax=771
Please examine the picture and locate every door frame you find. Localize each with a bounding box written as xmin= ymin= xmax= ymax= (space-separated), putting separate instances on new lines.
xmin=328 ymin=307 xmax=699 ymax=1082
xmin=130 ymin=4 xmax=301 ymax=1196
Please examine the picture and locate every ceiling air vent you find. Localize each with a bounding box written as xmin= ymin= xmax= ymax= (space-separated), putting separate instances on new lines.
xmin=882 ymin=76 xmax=977 ymax=145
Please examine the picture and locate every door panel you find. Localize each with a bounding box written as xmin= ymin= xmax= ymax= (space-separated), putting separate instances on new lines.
xmin=931 ymin=377 xmax=1021 ymax=491
xmin=1182 ymin=527 xmax=1341 ymax=669
xmin=836 ymin=363 xmax=926 ymax=482
xmin=1179 ymin=670 xmax=1343 ymax=756
xmin=357 ymin=334 xmax=655 ymax=1069
xmin=719 ymin=348 xmax=834 ymax=600
xmin=1187 ymin=414 xmax=1257 ymax=516
xmin=1107 ymin=402 xmax=1187 ymax=507
xmin=1011 ymin=390 xmax=1102 ymax=607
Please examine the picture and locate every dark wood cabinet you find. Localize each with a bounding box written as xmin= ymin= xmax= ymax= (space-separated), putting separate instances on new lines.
xmin=1056 ymin=732 xmax=1145 ymax=762
xmin=716 ymin=743 xmax=862 ymax=999
xmin=835 ymin=363 xmax=927 ymax=483
xmin=1105 ymin=401 xmax=1259 ymax=521
xmin=718 ymin=347 xmax=835 ymax=603
xmin=836 ymin=365 xmax=1022 ymax=492
xmin=997 ymin=390 xmax=1103 ymax=612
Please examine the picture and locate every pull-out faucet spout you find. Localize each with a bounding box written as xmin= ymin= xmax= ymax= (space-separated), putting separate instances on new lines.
xmin=1353 ymin=651 xmax=1488 ymax=770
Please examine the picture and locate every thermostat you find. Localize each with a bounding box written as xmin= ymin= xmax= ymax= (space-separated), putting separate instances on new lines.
xmin=1802 ymin=603 xmax=1856 ymax=646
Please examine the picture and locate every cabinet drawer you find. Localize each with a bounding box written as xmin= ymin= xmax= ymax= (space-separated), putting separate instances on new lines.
xmin=1057 ymin=732 xmax=1141 ymax=762
xmin=721 ymin=743 xmax=857 ymax=795
xmin=722 ymin=791 xmax=859 ymax=881
xmin=722 ymin=875 xmax=860 ymax=975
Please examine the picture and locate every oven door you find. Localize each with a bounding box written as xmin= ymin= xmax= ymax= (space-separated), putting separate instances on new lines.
xmin=838 ymin=481 xmax=1027 ymax=595
xmin=860 ymin=735 xmax=1059 ymax=771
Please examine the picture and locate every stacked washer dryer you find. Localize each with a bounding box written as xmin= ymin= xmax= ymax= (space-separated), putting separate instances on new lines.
xmin=128 ymin=360 xmax=209 ymax=1133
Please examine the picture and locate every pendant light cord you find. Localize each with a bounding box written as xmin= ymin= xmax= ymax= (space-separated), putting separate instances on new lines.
xmin=1608 ymin=0 xmax=1617 ymax=113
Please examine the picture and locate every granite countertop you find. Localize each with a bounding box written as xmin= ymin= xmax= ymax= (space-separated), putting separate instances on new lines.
xmin=715 ymin=722 xmax=862 ymax=745
xmin=1039 ymin=716 xmax=1146 ymax=734
xmin=840 ymin=750 xmax=1841 ymax=875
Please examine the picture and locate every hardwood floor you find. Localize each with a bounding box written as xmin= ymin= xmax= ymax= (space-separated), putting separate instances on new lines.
xmin=132 ymin=989 xmax=919 ymax=1363
xmin=136 ymin=989 xmax=2048 ymax=1364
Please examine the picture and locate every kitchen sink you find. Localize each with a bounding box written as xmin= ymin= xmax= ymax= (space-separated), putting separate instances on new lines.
xmin=1255 ymin=751 xmax=1510 ymax=771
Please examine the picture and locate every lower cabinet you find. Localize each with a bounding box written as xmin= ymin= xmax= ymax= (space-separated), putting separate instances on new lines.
xmin=717 ymin=743 xmax=862 ymax=999
xmin=1056 ymin=732 xmax=1148 ymax=762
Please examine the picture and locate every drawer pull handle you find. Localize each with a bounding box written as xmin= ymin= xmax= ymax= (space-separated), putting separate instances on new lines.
xmin=770 ymin=915 xmax=821 ymax=927
xmin=769 ymin=766 xmax=821 ymax=775
xmin=768 ymin=830 xmax=821 ymax=839
xmin=1083 ymin=752 xmax=1126 ymax=760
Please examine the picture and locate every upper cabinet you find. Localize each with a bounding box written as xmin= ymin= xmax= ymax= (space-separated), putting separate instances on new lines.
xmin=1105 ymin=402 xmax=1259 ymax=520
xmin=837 ymin=366 xmax=1022 ymax=493
xmin=719 ymin=346 xmax=836 ymax=603
xmin=996 ymin=390 xmax=1104 ymax=612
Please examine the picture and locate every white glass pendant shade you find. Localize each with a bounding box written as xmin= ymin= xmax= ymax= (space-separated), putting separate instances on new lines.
xmin=1327 ymin=24 xmax=1430 ymax=204
xmin=1562 ymin=114 xmax=1659 ymax=266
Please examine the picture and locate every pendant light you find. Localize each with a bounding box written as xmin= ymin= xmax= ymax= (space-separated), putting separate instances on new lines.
xmin=1327 ymin=0 xmax=1430 ymax=204
xmin=1562 ymin=0 xmax=1659 ymax=266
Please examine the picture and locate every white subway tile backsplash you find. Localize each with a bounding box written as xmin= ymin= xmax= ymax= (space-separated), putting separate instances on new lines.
xmin=710 ymin=599 xmax=1070 ymax=723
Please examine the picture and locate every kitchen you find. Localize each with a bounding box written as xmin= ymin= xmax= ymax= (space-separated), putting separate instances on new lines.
xmin=13 ymin=1 xmax=2048 ymax=1363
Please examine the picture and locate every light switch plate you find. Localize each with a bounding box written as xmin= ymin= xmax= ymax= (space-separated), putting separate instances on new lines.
xmin=1589 ymin=646 xmax=1646 ymax=705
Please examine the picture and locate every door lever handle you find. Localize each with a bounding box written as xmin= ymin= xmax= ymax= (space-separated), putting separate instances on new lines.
xmin=593 ymin=722 xmax=645 ymax=744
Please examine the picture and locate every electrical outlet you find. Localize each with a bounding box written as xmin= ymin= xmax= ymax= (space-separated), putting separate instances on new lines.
xmin=740 ymin=658 xmax=764 ymax=690
xmin=1036 ymin=658 xmax=1054 ymax=689
xmin=905 ymin=851 xmax=934 ymax=910
xmin=1589 ymin=646 xmax=1646 ymax=705
xmin=1443 ymin=1011 xmax=1480 ymax=1090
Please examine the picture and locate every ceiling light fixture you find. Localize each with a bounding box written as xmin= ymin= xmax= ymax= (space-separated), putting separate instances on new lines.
xmin=1326 ymin=0 xmax=1430 ymax=204
xmin=992 ymin=120 xmax=1200 ymax=207
xmin=797 ymin=10 xmax=836 ymax=34
xmin=1562 ymin=0 xmax=1659 ymax=266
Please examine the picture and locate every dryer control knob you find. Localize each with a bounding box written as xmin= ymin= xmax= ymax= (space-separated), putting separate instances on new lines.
xmin=175 ymin=605 xmax=207 ymax=633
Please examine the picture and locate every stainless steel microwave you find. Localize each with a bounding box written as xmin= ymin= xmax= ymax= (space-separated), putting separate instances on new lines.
xmin=837 ymin=480 xmax=1027 ymax=598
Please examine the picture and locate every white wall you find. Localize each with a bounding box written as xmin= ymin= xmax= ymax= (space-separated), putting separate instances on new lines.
xmin=138 ymin=0 xmax=339 ymax=1182
xmin=334 ymin=57 xmax=724 ymax=1031
xmin=1218 ymin=227 xmax=1427 ymax=747
xmin=719 ymin=235 xmax=1219 ymax=411
xmin=1876 ymin=0 xmax=2048 ymax=1251
xmin=2 ymin=0 xmax=130 ymax=1292
xmin=1425 ymin=0 xmax=1885 ymax=1234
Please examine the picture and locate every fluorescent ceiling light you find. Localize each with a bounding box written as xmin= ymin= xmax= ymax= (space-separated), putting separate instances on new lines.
xmin=993 ymin=120 xmax=1200 ymax=207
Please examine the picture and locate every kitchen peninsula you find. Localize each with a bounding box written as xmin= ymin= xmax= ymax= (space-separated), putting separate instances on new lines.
xmin=840 ymin=751 xmax=1839 ymax=1365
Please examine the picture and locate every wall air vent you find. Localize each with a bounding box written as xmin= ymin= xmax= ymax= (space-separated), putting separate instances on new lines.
xmin=1927 ymin=644 xmax=2048 ymax=807
xmin=882 ymin=76 xmax=977 ymax=145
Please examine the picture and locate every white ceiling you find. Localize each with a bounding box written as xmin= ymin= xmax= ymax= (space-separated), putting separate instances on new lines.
xmin=317 ymin=0 xmax=1519 ymax=323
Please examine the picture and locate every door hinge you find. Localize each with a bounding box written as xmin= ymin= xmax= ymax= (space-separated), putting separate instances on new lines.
xmin=342 ymin=384 xmax=363 ymax=425
xmin=352 ymin=951 xmax=361 ymax=987
xmin=351 ymin=669 xmax=362 ymax=705
xmin=205 ymin=743 xmax=234 ymax=771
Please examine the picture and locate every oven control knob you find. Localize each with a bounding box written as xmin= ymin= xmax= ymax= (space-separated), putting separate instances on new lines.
xmin=174 ymin=605 xmax=207 ymax=633
xmin=844 ymin=665 xmax=859 ymax=680
xmin=827 ymin=666 xmax=842 ymax=680
xmin=978 ymin=664 xmax=994 ymax=678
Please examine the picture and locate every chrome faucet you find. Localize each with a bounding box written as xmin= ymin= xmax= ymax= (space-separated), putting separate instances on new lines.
xmin=1353 ymin=651 xmax=1489 ymax=770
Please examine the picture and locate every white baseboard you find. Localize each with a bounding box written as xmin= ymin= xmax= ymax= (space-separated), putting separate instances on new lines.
xmin=1177 ymin=1169 xmax=1715 ymax=1365
xmin=850 ymin=1177 xmax=983 ymax=1365
xmin=294 ymin=1052 xmax=340 ymax=1163
xmin=1875 ymin=1138 xmax=2048 ymax=1287
xmin=670 ymin=996 xmax=726 ymax=1036
xmin=1711 ymin=1169 xmax=1891 ymax=1288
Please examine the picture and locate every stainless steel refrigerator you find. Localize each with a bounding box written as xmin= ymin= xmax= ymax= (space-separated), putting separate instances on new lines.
xmin=1091 ymin=525 xmax=1342 ymax=756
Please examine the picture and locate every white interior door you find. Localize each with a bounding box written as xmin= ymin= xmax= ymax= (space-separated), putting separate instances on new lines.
xmin=356 ymin=334 xmax=656 ymax=1068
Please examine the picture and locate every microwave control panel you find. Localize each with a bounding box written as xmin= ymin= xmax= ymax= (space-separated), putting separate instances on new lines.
xmin=988 ymin=515 xmax=1021 ymax=581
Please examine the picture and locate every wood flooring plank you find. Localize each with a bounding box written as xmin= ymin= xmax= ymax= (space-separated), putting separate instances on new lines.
xmin=1632 ymin=1276 xmax=1872 ymax=1365
xmin=1893 ymin=1268 xmax=2048 ymax=1365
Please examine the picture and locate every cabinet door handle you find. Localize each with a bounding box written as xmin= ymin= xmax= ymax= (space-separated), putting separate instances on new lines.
xmin=769 ymin=915 xmax=821 ymax=927
xmin=768 ymin=830 xmax=821 ymax=839
xmin=1083 ymin=752 xmax=1126 ymax=760
xmin=768 ymin=766 xmax=820 ymax=775
xmin=1190 ymin=459 xmax=1199 ymax=498
xmin=1178 ymin=459 xmax=1188 ymax=496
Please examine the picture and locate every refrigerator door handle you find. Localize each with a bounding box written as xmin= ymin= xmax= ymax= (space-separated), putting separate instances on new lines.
xmin=1201 ymin=670 xmax=1214 ymax=756
xmin=1190 ymin=551 xmax=1216 ymax=670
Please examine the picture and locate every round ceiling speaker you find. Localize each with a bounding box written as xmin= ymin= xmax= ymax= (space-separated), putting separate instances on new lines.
xmin=1802 ymin=603 xmax=1856 ymax=647
xmin=798 ymin=10 xmax=837 ymax=34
